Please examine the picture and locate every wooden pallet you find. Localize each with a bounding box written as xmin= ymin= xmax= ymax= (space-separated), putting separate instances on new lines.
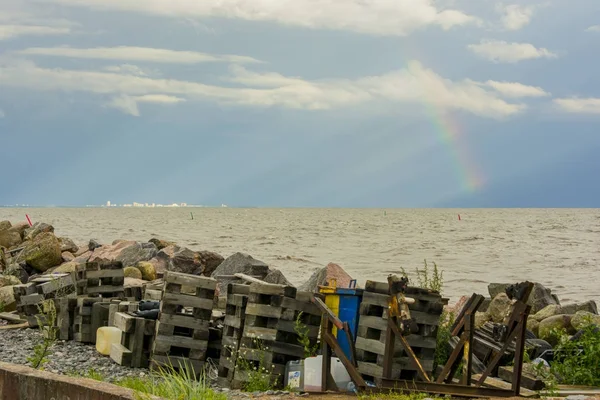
xmin=150 ymin=271 xmax=216 ymax=375
xmin=54 ymin=297 xmax=78 ymax=340
xmin=108 ymin=301 xmax=139 ymax=327
xmin=217 ymin=284 xmax=250 ymax=387
xmin=78 ymin=261 xmax=125 ymax=298
xmin=110 ymin=312 xmax=156 ymax=368
xmin=355 ymin=280 xmax=446 ymax=382
xmin=12 ymin=273 xmax=77 ymax=328
xmin=73 ymin=297 xmax=106 ymax=343
xmin=231 ymin=283 xmax=322 ymax=390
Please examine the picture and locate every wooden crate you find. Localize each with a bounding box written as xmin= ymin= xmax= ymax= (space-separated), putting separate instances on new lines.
xmin=355 ymin=280 xmax=446 ymax=382
xmin=150 ymin=271 xmax=216 ymax=375
xmin=78 ymin=261 xmax=125 ymax=299
xmin=110 ymin=312 xmax=156 ymax=368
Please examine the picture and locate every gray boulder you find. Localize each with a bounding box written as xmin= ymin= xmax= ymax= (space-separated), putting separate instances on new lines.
xmin=488 ymin=283 xmax=510 ymax=299
xmin=0 ymin=229 xmax=22 ymax=249
xmin=560 ymin=300 xmax=597 ymax=315
xmin=148 ymin=238 xmax=175 ymax=250
xmin=488 ymin=282 xmax=560 ymax=314
xmin=24 ymin=222 xmax=54 ymax=241
xmin=89 ymin=241 xmax=157 ymax=267
xmin=263 ymin=269 xmax=293 ymax=287
xmin=3 ymin=263 xmax=29 ymax=283
xmin=88 ymin=239 xmax=102 ymax=251
xmin=58 ymin=237 xmax=79 ymax=254
xmin=538 ymin=314 xmax=575 ymax=345
xmin=197 ymin=250 xmax=225 ymax=276
xmin=532 ymin=304 xmax=563 ymax=322
xmin=571 ymin=311 xmax=600 ymax=330
xmin=156 ymin=245 xmax=203 ymax=275
xmin=488 ymin=293 xmax=513 ymax=323
xmin=211 ymin=252 xmax=270 ymax=293
xmin=529 ymin=283 xmax=560 ymax=314
xmin=0 ymin=285 xmax=16 ymax=312
xmin=299 ymin=262 xmax=354 ymax=293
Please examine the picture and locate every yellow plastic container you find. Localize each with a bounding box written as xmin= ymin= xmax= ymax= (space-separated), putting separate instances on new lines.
xmin=96 ymin=327 xmax=122 ymax=356
xmin=319 ymin=279 xmax=340 ymax=337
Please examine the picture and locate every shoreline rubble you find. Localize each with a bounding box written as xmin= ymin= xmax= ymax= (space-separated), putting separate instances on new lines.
xmin=1 ymin=219 xmax=599 ymax=398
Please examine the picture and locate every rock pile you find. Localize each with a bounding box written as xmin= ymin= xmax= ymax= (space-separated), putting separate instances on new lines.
xmin=450 ymin=282 xmax=600 ymax=347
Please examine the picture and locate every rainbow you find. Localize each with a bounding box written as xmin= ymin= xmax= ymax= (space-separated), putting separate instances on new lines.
xmin=433 ymin=111 xmax=485 ymax=192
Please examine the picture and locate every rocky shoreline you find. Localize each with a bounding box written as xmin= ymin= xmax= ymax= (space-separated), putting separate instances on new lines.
xmin=1 ymin=219 xmax=599 ymax=398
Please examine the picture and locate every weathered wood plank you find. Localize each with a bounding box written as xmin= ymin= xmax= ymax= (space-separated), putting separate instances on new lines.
xmin=164 ymin=271 xmax=217 ymax=290
xmin=110 ymin=343 xmax=133 ymax=366
xmin=161 ymin=293 xmax=214 ymax=310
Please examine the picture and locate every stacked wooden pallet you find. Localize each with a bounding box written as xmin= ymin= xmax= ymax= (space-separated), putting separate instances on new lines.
xmin=77 ymin=261 xmax=125 ymax=299
xmin=355 ymin=280 xmax=446 ymax=382
xmin=110 ymin=312 xmax=156 ymax=368
xmin=55 ymin=297 xmax=78 ymax=340
xmin=231 ymin=283 xmax=322 ymax=389
xmin=150 ymin=271 xmax=216 ymax=375
xmin=73 ymin=297 xmax=109 ymax=343
xmin=12 ymin=273 xmax=77 ymax=327
xmin=217 ymin=283 xmax=250 ymax=387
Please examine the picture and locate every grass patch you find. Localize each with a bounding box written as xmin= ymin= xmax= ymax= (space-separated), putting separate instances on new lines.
xmin=116 ymin=363 xmax=226 ymax=400
xmin=359 ymin=391 xmax=433 ymax=400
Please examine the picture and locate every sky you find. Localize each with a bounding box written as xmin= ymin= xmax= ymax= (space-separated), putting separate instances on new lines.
xmin=0 ymin=0 xmax=599 ymax=208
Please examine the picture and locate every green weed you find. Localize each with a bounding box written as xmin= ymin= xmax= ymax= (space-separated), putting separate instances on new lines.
xmin=27 ymin=299 xmax=58 ymax=369
xmin=549 ymin=320 xmax=600 ymax=386
xmin=433 ymin=310 xmax=455 ymax=373
xmin=294 ymin=311 xmax=318 ymax=358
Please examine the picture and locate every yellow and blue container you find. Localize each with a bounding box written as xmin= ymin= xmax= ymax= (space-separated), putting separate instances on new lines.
xmin=318 ymin=279 xmax=363 ymax=360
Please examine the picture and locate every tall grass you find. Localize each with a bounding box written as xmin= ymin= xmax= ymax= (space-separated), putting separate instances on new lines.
xmin=116 ymin=362 xmax=226 ymax=400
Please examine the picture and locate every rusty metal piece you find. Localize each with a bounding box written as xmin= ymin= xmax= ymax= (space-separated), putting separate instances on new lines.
xmin=372 ymin=378 xmax=522 ymax=398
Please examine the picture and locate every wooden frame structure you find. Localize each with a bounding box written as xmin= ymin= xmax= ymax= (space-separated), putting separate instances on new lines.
xmin=314 ymin=280 xmax=534 ymax=398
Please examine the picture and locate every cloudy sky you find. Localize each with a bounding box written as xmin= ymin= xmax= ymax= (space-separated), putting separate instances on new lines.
xmin=0 ymin=0 xmax=599 ymax=207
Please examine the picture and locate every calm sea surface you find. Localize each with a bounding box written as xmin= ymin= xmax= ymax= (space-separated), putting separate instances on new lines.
xmin=1 ymin=208 xmax=598 ymax=303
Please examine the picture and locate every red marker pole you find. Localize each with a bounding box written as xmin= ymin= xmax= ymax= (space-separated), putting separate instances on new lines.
xmin=458 ymin=214 xmax=461 ymax=221
xmin=26 ymin=214 xmax=33 ymax=227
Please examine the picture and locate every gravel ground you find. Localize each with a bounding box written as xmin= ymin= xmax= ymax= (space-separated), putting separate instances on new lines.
xmin=0 ymin=327 xmax=142 ymax=381
xmin=0 ymin=327 xmax=309 ymax=399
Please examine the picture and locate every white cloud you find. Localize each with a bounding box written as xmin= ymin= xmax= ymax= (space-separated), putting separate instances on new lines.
xmin=104 ymin=94 xmax=186 ymax=116
xmin=0 ymin=58 xmax=528 ymax=118
xmin=497 ymin=4 xmax=534 ymax=31
xmin=135 ymin=94 xmax=186 ymax=104
xmin=468 ymin=40 xmax=558 ymax=63
xmin=484 ymin=80 xmax=550 ymax=98
xmin=18 ymin=46 xmax=262 ymax=64
xmin=103 ymin=64 xmax=152 ymax=76
xmin=0 ymin=25 xmax=71 ymax=40
xmin=105 ymin=95 xmax=140 ymax=116
xmin=586 ymin=25 xmax=600 ymax=32
xmin=554 ymin=98 xmax=600 ymax=114
xmin=0 ymin=4 xmax=77 ymax=40
xmin=41 ymin=0 xmax=479 ymax=36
